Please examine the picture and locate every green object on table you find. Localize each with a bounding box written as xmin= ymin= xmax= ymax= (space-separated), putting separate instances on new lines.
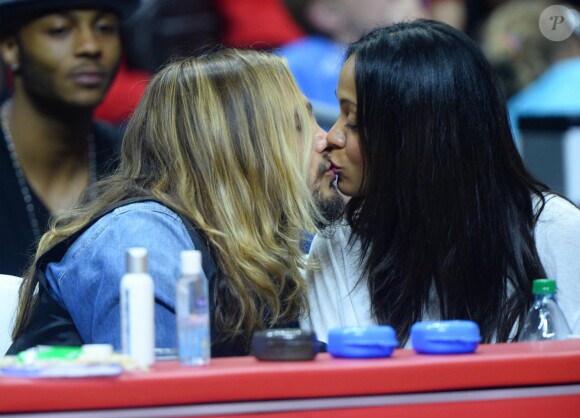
xmin=17 ymin=346 xmax=82 ymax=363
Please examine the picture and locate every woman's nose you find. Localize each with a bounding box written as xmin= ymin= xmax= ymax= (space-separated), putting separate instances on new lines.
xmin=326 ymin=123 xmax=347 ymax=149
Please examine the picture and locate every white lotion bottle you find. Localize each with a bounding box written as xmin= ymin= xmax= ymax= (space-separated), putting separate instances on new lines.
xmin=176 ymin=250 xmax=210 ymax=365
xmin=120 ymin=247 xmax=155 ymax=366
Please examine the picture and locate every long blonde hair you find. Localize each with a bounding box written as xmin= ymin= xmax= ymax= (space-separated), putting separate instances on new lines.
xmin=13 ymin=49 xmax=319 ymax=343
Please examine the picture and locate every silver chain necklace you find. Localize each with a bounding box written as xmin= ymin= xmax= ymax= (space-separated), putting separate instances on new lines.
xmin=1 ymin=100 xmax=96 ymax=239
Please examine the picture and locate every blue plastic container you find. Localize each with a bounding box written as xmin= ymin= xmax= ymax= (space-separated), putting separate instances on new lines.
xmin=327 ymin=326 xmax=398 ymax=358
xmin=411 ymin=320 xmax=481 ymax=354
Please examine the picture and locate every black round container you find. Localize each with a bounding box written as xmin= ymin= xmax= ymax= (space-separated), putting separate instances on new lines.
xmin=251 ymin=329 xmax=319 ymax=361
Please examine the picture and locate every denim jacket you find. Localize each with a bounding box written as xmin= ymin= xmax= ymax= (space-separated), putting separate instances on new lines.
xmin=46 ymin=202 xmax=198 ymax=351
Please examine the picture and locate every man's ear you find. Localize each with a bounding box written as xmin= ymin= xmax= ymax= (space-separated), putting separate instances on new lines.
xmin=0 ymin=35 xmax=20 ymax=72
xmin=306 ymin=0 xmax=342 ymax=38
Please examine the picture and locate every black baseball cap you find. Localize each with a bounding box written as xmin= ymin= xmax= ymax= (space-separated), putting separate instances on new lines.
xmin=0 ymin=0 xmax=140 ymax=34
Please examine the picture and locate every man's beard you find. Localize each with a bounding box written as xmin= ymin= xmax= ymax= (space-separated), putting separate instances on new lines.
xmin=312 ymin=161 xmax=345 ymax=235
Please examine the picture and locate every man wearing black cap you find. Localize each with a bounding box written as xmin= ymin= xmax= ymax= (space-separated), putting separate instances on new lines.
xmin=0 ymin=0 xmax=140 ymax=277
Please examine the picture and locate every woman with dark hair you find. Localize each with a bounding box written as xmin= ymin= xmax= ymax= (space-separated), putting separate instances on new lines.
xmin=306 ymin=19 xmax=580 ymax=346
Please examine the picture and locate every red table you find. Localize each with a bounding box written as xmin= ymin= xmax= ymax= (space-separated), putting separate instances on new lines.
xmin=1 ymin=340 xmax=580 ymax=417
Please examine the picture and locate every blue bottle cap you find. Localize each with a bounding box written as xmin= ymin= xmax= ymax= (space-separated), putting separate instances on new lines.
xmin=327 ymin=326 xmax=398 ymax=358
xmin=411 ymin=320 xmax=481 ymax=354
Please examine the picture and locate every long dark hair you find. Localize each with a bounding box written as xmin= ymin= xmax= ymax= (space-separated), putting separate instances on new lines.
xmin=346 ymin=20 xmax=549 ymax=345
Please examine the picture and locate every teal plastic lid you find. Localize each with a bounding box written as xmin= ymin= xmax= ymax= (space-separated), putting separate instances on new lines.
xmin=532 ymin=279 xmax=556 ymax=295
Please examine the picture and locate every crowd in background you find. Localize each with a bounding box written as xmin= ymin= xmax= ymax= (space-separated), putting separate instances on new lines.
xmin=2 ymin=0 xmax=579 ymax=127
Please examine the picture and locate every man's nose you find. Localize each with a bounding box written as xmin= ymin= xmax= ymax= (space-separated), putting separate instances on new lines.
xmin=314 ymin=125 xmax=328 ymax=153
xmin=75 ymin=27 xmax=102 ymax=57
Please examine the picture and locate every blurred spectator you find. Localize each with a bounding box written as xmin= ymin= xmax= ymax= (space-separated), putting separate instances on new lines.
xmin=481 ymin=0 xmax=574 ymax=98
xmin=0 ymin=0 xmax=139 ymax=276
xmin=429 ymin=0 xmax=468 ymax=31
xmin=216 ymin=0 xmax=304 ymax=48
xmin=463 ymin=0 xmax=507 ymax=40
xmin=278 ymin=0 xmax=427 ymax=128
xmin=481 ymin=0 xmax=580 ymax=144
xmin=124 ymin=0 xmax=221 ymax=73
xmin=94 ymin=0 xmax=223 ymax=126
xmin=96 ymin=0 xmax=304 ymax=126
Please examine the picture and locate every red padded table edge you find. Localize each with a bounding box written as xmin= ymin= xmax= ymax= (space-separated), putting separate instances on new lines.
xmin=1 ymin=339 xmax=580 ymax=413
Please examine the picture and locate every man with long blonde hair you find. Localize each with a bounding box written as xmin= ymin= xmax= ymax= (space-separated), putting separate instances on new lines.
xmin=8 ymin=49 xmax=340 ymax=356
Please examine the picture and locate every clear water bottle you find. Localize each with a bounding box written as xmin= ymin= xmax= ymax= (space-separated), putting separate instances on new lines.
xmin=176 ymin=250 xmax=210 ymax=365
xmin=519 ymin=278 xmax=572 ymax=342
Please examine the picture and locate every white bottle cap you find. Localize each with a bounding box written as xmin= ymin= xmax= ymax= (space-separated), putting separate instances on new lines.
xmin=181 ymin=250 xmax=202 ymax=275
xmin=126 ymin=247 xmax=148 ymax=273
